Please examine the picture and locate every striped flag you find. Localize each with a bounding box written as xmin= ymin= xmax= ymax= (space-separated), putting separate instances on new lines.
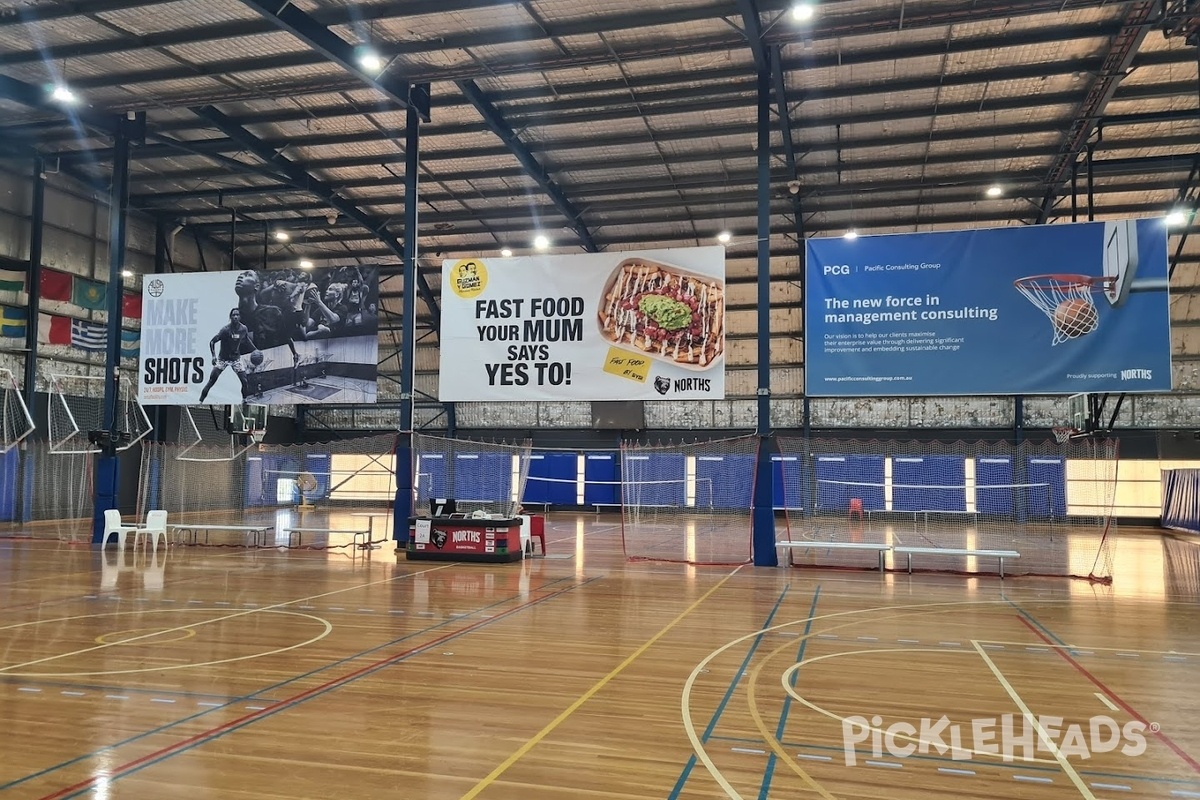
xmin=121 ymin=328 xmax=140 ymax=360
xmin=0 ymin=258 xmax=26 ymax=292
xmin=37 ymin=313 xmax=71 ymax=346
xmin=70 ymin=318 xmax=107 ymax=351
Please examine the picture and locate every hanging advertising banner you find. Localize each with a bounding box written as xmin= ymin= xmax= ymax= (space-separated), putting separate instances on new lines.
xmin=804 ymin=218 xmax=1172 ymax=396
xmin=438 ymin=247 xmax=726 ymax=401
xmin=138 ymin=266 xmax=379 ymax=405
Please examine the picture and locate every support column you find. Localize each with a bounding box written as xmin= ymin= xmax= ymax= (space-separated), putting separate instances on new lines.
xmin=20 ymin=158 xmax=46 ymax=525
xmin=752 ymin=63 xmax=777 ymax=567
xmin=93 ymin=123 xmax=131 ymax=543
xmin=393 ymin=85 xmax=428 ymax=548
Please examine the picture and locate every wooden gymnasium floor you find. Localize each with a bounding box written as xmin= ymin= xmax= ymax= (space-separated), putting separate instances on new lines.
xmin=2 ymin=513 xmax=1200 ymax=800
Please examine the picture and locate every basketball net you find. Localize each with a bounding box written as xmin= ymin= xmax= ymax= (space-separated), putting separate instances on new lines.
xmin=1013 ymin=274 xmax=1108 ymax=346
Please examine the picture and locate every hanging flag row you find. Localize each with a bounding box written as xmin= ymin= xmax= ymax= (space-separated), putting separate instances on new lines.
xmin=0 ymin=262 xmax=142 ymax=318
xmin=0 ymin=304 xmax=140 ymax=358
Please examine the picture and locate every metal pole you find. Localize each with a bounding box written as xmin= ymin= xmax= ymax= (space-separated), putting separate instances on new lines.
xmin=23 ymin=158 xmax=44 ymax=410
xmin=752 ymin=61 xmax=777 ymax=567
xmin=1086 ymin=143 xmax=1095 ymax=221
xmin=394 ymin=84 xmax=428 ymax=548
xmin=1071 ymin=161 xmax=1078 ymax=222
xmin=93 ymin=120 xmax=131 ymax=543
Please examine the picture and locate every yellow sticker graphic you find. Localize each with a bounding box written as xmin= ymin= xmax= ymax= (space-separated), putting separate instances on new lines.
xmin=603 ymin=346 xmax=650 ymax=384
xmin=448 ymin=259 xmax=488 ymax=299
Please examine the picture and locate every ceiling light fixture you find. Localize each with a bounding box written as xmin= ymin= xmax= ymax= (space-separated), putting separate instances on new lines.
xmin=121 ymin=270 xmax=133 ymax=278
xmin=717 ymin=231 xmax=732 ymax=243
xmin=274 ymin=230 xmax=289 ymax=242
xmin=50 ymin=84 xmax=76 ymax=104
xmin=533 ymin=234 xmax=550 ymax=250
xmin=1166 ymin=209 xmax=1189 ymax=227
xmin=843 ymin=230 xmax=859 ymax=240
xmin=500 ymin=248 xmax=513 ymax=257
xmin=986 ymin=185 xmax=1003 ymax=198
xmin=299 ymin=259 xmax=314 ymax=269
xmin=791 ymin=3 xmax=815 ymax=22
xmin=358 ymin=50 xmax=384 ymax=73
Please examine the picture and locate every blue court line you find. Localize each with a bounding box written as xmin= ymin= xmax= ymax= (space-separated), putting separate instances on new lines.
xmin=1004 ymin=598 xmax=1070 ymax=649
xmin=758 ymin=585 xmax=820 ymax=799
xmin=47 ymin=577 xmax=599 ymax=800
xmin=710 ymin=736 xmax=1200 ymax=787
xmin=1 ymin=575 xmax=579 ymax=793
xmin=0 ymin=677 xmax=247 ymax=702
xmin=667 ymin=584 xmax=796 ymax=800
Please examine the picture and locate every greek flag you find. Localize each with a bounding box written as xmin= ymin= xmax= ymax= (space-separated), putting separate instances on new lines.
xmin=70 ymin=318 xmax=107 ymax=351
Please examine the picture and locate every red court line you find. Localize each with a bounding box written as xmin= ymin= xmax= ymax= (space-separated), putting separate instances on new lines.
xmin=1018 ymin=616 xmax=1200 ymax=774
xmin=35 ymin=584 xmax=579 ymax=800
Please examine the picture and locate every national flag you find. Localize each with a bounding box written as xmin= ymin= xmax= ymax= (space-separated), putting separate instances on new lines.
xmin=0 ymin=305 xmax=27 ymax=338
xmin=0 ymin=257 xmax=26 ymax=292
xmin=37 ymin=313 xmax=71 ymax=345
xmin=120 ymin=328 xmax=139 ymax=360
xmin=72 ymin=276 xmax=107 ymax=310
xmin=70 ymin=318 xmax=107 ymax=351
xmin=40 ymin=270 xmax=71 ymax=301
xmin=122 ymin=292 xmax=142 ymax=319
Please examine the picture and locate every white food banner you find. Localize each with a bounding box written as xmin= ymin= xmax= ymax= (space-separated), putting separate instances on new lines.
xmin=438 ymin=247 xmax=726 ymax=401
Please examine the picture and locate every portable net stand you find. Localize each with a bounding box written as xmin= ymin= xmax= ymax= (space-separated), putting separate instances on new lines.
xmin=48 ymin=373 xmax=151 ymax=454
xmin=0 ymin=368 xmax=34 ymax=453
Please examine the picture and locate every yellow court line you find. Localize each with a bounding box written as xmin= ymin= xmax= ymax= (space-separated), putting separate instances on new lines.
xmin=971 ymin=640 xmax=1096 ymax=800
xmin=459 ymin=565 xmax=745 ymax=800
xmin=0 ymin=563 xmax=455 ymax=673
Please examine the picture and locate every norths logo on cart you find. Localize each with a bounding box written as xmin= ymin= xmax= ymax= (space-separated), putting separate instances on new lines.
xmin=842 ymin=714 xmax=1150 ymax=766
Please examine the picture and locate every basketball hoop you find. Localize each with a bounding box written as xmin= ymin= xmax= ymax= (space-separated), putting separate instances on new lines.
xmin=1052 ymin=426 xmax=1077 ymax=444
xmin=1013 ymin=274 xmax=1112 ymax=346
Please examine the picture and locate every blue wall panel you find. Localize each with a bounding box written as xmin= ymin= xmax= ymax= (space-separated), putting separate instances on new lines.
xmin=695 ymin=455 xmax=756 ymax=510
xmin=623 ymin=453 xmax=685 ymax=507
xmin=892 ymin=456 xmax=966 ymax=512
xmin=975 ymin=456 xmax=1014 ymax=515
xmin=772 ymin=456 xmax=804 ymax=510
xmin=583 ymin=453 xmax=619 ymax=507
xmin=1026 ymin=457 xmax=1067 ymax=517
xmin=814 ymin=455 xmax=885 ymax=512
xmin=523 ymin=452 xmax=577 ymax=506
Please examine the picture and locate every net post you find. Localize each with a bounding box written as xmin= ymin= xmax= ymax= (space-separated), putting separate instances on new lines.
xmin=393 ymin=431 xmax=413 ymax=548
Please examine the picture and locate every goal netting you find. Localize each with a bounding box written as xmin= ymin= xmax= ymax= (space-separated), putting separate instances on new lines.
xmin=411 ymin=432 xmax=533 ymax=519
xmin=0 ymin=368 xmax=34 ymax=453
xmin=139 ymin=433 xmax=398 ymax=546
xmin=619 ymin=434 xmax=757 ymax=565
xmin=47 ymin=372 xmax=151 ymax=454
xmin=775 ymin=436 xmax=1118 ymax=581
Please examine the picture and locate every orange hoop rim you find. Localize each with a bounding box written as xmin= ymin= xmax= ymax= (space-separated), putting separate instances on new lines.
xmin=1013 ymin=273 xmax=1113 ymax=291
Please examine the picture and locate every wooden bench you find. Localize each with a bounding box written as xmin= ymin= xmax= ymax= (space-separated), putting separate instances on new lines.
xmin=777 ymin=540 xmax=893 ymax=572
xmin=284 ymin=527 xmax=371 ymax=548
xmin=893 ymin=546 xmax=1021 ymax=578
xmin=170 ymin=523 xmax=275 ymax=547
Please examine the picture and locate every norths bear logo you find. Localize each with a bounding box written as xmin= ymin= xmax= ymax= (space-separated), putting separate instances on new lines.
xmin=653 ymin=375 xmax=671 ymax=395
xmin=431 ymin=529 xmax=448 ymax=549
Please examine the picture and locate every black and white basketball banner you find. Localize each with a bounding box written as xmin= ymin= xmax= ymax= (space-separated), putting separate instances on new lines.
xmin=138 ymin=266 xmax=379 ymax=406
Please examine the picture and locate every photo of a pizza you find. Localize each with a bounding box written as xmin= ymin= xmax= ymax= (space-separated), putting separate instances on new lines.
xmin=597 ymin=259 xmax=725 ymax=368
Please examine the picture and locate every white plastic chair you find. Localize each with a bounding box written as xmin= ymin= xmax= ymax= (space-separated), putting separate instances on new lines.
xmin=133 ymin=510 xmax=169 ymax=552
xmin=101 ymin=509 xmax=138 ymax=551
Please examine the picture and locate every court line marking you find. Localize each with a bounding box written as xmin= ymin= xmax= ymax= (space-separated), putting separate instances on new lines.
xmin=1018 ymin=616 xmax=1200 ymax=775
xmin=1 ymin=576 xmax=578 ymax=794
xmin=460 ymin=565 xmax=745 ymax=800
xmin=972 ymin=640 xmax=1095 ymax=799
xmin=32 ymin=580 xmax=593 ymax=800
xmin=0 ymin=609 xmax=332 ymax=677
xmin=0 ymin=564 xmax=454 ymax=674
xmin=757 ymin=587 xmax=822 ymax=800
xmin=685 ymin=596 xmax=1150 ymax=795
xmin=667 ymin=584 xmax=794 ymax=799
xmin=1095 ymin=692 xmax=1120 ymax=712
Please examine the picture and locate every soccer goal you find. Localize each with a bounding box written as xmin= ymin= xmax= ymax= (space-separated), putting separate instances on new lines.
xmin=48 ymin=372 xmax=151 ymax=454
xmin=0 ymin=368 xmax=34 ymax=453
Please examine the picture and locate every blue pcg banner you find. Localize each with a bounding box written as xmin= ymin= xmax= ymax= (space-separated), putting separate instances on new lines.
xmin=805 ymin=219 xmax=1172 ymax=396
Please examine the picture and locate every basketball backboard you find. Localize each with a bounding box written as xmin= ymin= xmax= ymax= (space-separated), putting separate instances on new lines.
xmin=1102 ymin=219 xmax=1138 ymax=307
xmin=229 ymin=402 xmax=268 ymax=433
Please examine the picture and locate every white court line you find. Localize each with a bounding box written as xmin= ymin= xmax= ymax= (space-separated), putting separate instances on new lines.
xmin=1094 ymin=692 xmax=1120 ymax=712
xmin=0 ymin=564 xmax=455 ymax=673
xmin=972 ymin=641 xmax=1095 ymax=799
xmin=938 ymin=767 xmax=976 ymax=776
xmin=1014 ymin=775 xmax=1053 ymax=784
xmin=731 ymin=747 xmax=765 ymax=755
xmin=1091 ymin=782 xmax=1131 ymax=792
xmin=796 ymin=753 xmax=833 ymax=762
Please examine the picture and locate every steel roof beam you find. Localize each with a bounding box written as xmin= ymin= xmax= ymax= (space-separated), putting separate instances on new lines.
xmin=234 ymin=0 xmax=429 ymax=121
xmin=735 ymin=0 xmax=769 ymax=73
xmin=189 ymin=104 xmax=439 ymax=322
xmin=0 ymin=0 xmax=169 ymax=26
xmin=456 ymin=78 xmax=596 ymax=252
xmin=0 ymin=74 xmax=140 ymax=143
xmin=1036 ymin=1 xmax=1156 ymax=222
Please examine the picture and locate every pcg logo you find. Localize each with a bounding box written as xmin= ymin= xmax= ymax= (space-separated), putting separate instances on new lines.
xmin=823 ymin=264 xmax=850 ymax=276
